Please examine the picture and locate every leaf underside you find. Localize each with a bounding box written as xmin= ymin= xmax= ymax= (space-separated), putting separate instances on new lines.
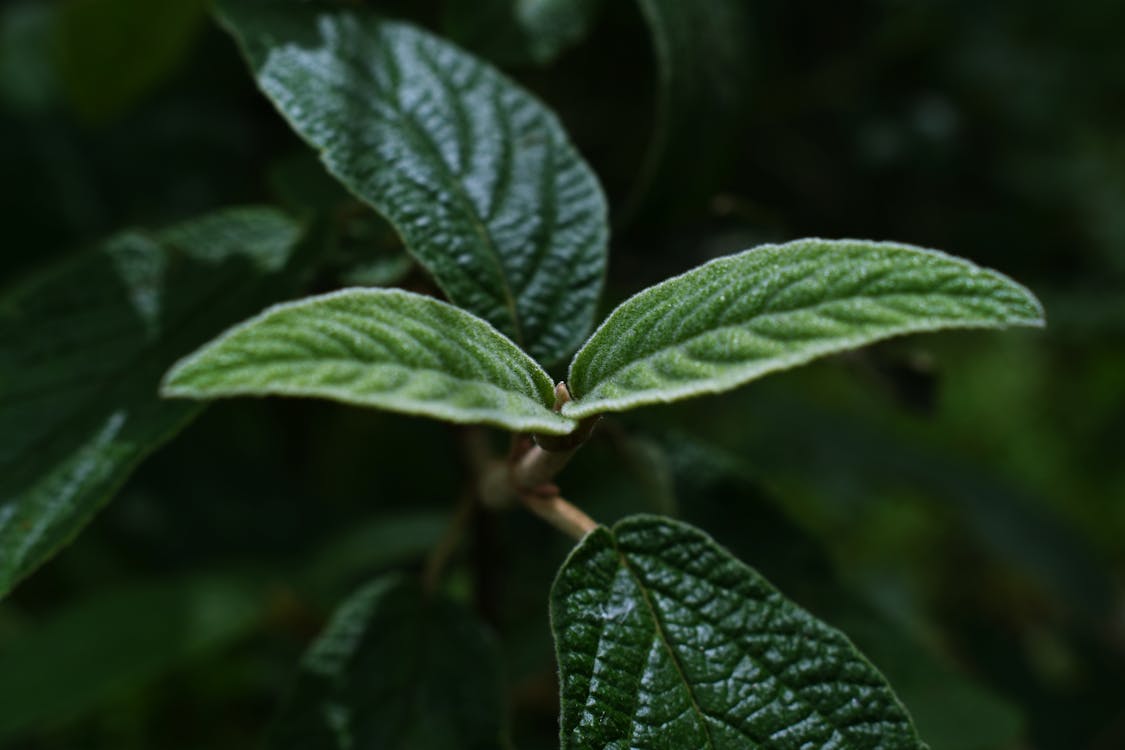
xmin=0 ymin=208 xmax=302 ymax=599
xmin=216 ymin=0 xmax=609 ymax=364
xmin=162 ymin=288 xmax=574 ymax=435
xmin=551 ymin=515 xmax=928 ymax=749
xmin=268 ymin=574 xmax=509 ymax=750
xmin=565 ymin=239 xmax=1044 ymax=418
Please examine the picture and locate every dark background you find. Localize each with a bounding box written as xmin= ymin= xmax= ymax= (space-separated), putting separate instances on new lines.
xmin=1 ymin=0 xmax=1122 ymax=748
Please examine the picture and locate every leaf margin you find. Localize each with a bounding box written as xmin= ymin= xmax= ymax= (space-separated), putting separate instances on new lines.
xmin=161 ymin=286 xmax=577 ymax=435
xmin=549 ymin=513 xmax=929 ymax=749
xmin=563 ymin=238 xmax=1045 ymax=419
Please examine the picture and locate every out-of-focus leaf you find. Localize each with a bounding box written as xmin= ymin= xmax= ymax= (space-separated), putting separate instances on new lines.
xmin=267 ymin=151 xmax=354 ymax=215
xmin=217 ymin=0 xmax=609 ymax=364
xmin=0 ymin=208 xmax=303 ymax=599
xmin=444 ymin=0 xmax=602 ymax=66
xmin=162 ymin=288 xmax=575 ymax=434
xmin=268 ymin=574 xmax=510 ymax=749
xmin=54 ymin=0 xmax=206 ymax=121
xmin=297 ymin=511 xmax=450 ymax=599
xmin=0 ymin=573 xmax=264 ymax=741
xmin=565 ymin=239 xmax=1044 ymax=418
xmin=551 ymin=515 xmax=926 ymax=748
xmin=663 ymin=432 xmax=1026 ymax=750
xmin=627 ymin=0 xmax=752 ymax=218
xmin=0 ymin=2 xmax=60 ymax=114
xmin=655 ymin=382 xmax=1116 ymax=618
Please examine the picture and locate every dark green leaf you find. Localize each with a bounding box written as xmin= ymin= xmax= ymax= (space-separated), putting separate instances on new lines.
xmin=217 ymin=0 xmax=609 ymax=364
xmin=162 ymin=288 xmax=574 ymax=434
xmin=551 ymin=515 xmax=927 ymax=748
xmin=0 ymin=2 xmax=61 ymax=114
xmin=663 ymin=432 xmax=1025 ymax=750
xmin=55 ymin=0 xmax=206 ymax=121
xmin=565 ymin=239 xmax=1044 ymax=418
xmin=0 ymin=208 xmax=303 ymax=599
xmin=444 ymin=0 xmax=602 ymax=66
xmin=627 ymin=0 xmax=752 ymax=218
xmin=269 ymin=574 xmax=510 ymax=750
xmin=0 ymin=573 xmax=264 ymax=741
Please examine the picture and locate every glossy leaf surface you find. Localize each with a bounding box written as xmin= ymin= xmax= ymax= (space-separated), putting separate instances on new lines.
xmin=217 ymin=0 xmax=609 ymax=364
xmin=268 ymin=575 xmax=509 ymax=749
xmin=565 ymin=239 xmax=1044 ymax=418
xmin=551 ymin=515 xmax=927 ymax=748
xmin=163 ymin=288 xmax=574 ymax=434
xmin=0 ymin=208 xmax=302 ymax=599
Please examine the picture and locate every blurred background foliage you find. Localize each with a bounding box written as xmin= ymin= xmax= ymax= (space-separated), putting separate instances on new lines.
xmin=1 ymin=0 xmax=1123 ymax=748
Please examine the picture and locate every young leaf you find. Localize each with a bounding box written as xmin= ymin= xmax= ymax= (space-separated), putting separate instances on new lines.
xmin=565 ymin=239 xmax=1044 ymax=418
xmin=268 ymin=574 xmax=510 ymax=750
xmin=216 ymin=0 xmax=609 ymax=364
xmin=0 ymin=208 xmax=302 ymax=600
xmin=551 ymin=515 xmax=927 ymax=748
xmin=162 ymin=288 xmax=575 ymax=435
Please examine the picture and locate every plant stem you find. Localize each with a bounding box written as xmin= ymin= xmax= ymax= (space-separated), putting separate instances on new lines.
xmin=422 ymin=490 xmax=474 ymax=592
xmin=468 ymin=385 xmax=602 ymax=541
xmin=511 ymin=443 xmax=575 ymax=489
xmin=520 ymin=493 xmax=597 ymax=541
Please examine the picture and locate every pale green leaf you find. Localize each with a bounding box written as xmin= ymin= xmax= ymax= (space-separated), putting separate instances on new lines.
xmin=565 ymin=239 xmax=1044 ymax=418
xmin=444 ymin=0 xmax=602 ymax=66
xmin=162 ymin=288 xmax=575 ymax=435
xmin=216 ymin=0 xmax=609 ymax=364
xmin=0 ymin=208 xmax=302 ymax=599
xmin=551 ymin=515 xmax=927 ymax=748
xmin=268 ymin=574 xmax=510 ymax=750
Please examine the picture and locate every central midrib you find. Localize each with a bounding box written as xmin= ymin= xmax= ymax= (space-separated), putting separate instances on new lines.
xmin=613 ymin=541 xmax=719 ymax=749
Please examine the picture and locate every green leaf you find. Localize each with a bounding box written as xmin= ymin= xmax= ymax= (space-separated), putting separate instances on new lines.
xmin=296 ymin=511 xmax=449 ymax=603
xmin=216 ymin=0 xmax=609 ymax=364
xmin=663 ymin=432 xmax=1025 ymax=750
xmin=565 ymin=239 xmax=1044 ymax=418
xmin=0 ymin=208 xmax=302 ymax=599
xmin=444 ymin=0 xmax=602 ymax=66
xmin=627 ymin=0 xmax=752 ymax=219
xmin=55 ymin=0 xmax=206 ymax=121
xmin=0 ymin=573 xmax=264 ymax=742
xmin=551 ymin=515 xmax=927 ymax=748
xmin=162 ymin=288 xmax=574 ymax=435
xmin=268 ymin=574 xmax=510 ymax=750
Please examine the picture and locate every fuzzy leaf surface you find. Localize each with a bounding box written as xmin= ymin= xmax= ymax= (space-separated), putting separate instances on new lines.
xmin=217 ymin=0 xmax=608 ymax=364
xmin=0 ymin=208 xmax=302 ymax=599
xmin=551 ymin=515 xmax=927 ymax=749
xmin=268 ymin=574 xmax=509 ymax=750
xmin=565 ymin=239 xmax=1044 ymax=418
xmin=163 ymin=288 xmax=573 ymax=434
